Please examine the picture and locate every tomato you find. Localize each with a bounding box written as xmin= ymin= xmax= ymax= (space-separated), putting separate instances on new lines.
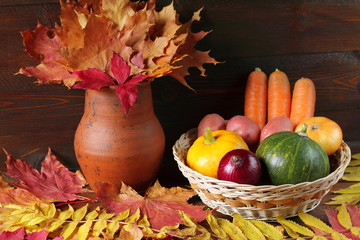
xmin=186 ymin=128 xmax=248 ymax=178
xmin=294 ymin=116 xmax=343 ymax=155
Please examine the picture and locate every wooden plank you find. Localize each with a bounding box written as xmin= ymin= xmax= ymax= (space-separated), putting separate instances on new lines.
xmin=4 ymin=53 xmax=358 ymax=137
xmin=0 ymin=1 xmax=58 ymax=6
xmin=0 ymin=4 xmax=60 ymax=73
xmin=2 ymin=51 xmax=359 ymax=142
xmin=0 ymin=72 xmax=66 ymax=90
xmin=0 ymin=132 xmax=79 ymax=171
xmin=175 ymin=0 xmax=360 ymax=57
xmin=3 ymin=0 xmax=360 ymax=77
xmin=0 ymin=89 xmax=84 ymax=135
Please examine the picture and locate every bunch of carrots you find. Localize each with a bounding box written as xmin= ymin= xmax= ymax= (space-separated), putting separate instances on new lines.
xmin=244 ymin=68 xmax=316 ymax=130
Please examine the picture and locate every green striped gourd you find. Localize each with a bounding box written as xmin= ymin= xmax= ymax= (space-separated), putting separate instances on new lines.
xmin=255 ymin=130 xmax=329 ymax=185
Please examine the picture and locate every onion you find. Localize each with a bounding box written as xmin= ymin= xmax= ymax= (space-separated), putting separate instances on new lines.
xmin=217 ymin=149 xmax=262 ymax=185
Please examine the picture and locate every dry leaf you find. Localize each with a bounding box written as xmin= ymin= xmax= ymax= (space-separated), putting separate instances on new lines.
xmin=19 ymin=0 xmax=220 ymax=112
xmin=327 ymin=153 xmax=360 ymax=205
xmin=217 ymin=218 xmax=247 ymax=240
xmin=96 ymin=180 xmax=206 ymax=230
xmin=325 ymin=204 xmax=360 ymax=240
xmin=55 ymin=1 xmax=85 ymax=49
xmin=249 ymin=219 xmax=284 ymax=239
xmin=119 ymin=223 xmax=143 ymax=240
xmin=232 ymin=213 xmax=266 ymax=240
xmin=298 ymin=211 xmax=334 ymax=235
xmin=298 ymin=210 xmax=351 ymax=240
xmin=342 ymin=154 xmax=360 ymax=181
xmin=205 ymin=211 xmax=228 ymax=239
xmin=4 ymin=148 xmax=88 ymax=202
xmin=72 ymin=52 xmax=148 ymax=114
xmin=276 ymin=214 xmax=314 ymax=238
xmin=0 ymin=177 xmax=45 ymax=206
xmin=0 ymin=227 xmax=64 ymax=240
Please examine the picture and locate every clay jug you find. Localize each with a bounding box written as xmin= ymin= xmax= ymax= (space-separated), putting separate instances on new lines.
xmin=74 ymin=83 xmax=165 ymax=192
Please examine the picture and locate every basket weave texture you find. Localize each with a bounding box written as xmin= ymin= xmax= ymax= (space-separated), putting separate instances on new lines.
xmin=173 ymin=128 xmax=351 ymax=220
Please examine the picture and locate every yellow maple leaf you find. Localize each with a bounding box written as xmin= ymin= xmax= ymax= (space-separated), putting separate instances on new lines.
xmin=101 ymin=0 xmax=135 ymax=31
xmin=205 ymin=212 xmax=228 ymax=239
xmin=232 ymin=213 xmax=266 ymax=240
xmin=276 ymin=214 xmax=314 ymax=237
xmin=250 ymin=219 xmax=284 ymax=239
xmin=217 ymin=218 xmax=247 ymax=240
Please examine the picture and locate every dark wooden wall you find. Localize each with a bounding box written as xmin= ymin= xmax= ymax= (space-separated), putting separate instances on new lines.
xmin=1 ymin=0 xmax=359 ymax=186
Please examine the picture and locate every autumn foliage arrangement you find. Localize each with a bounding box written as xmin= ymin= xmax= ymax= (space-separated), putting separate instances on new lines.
xmin=18 ymin=0 xmax=219 ymax=114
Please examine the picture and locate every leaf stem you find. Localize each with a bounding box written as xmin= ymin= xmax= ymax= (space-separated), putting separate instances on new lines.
xmin=55 ymin=198 xmax=100 ymax=207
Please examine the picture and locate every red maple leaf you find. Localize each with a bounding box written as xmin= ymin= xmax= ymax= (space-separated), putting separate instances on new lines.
xmin=0 ymin=227 xmax=24 ymax=240
xmin=0 ymin=228 xmax=64 ymax=240
xmin=17 ymin=23 xmax=78 ymax=86
xmin=72 ymin=52 xmax=148 ymax=114
xmin=96 ymin=181 xmax=206 ymax=230
xmin=4 ymin=148 xmax=88 ymax=202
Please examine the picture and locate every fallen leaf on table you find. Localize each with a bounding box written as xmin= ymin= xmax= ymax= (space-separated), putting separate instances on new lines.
xmin=0 ymin=177 xmax=45 ymax=206
xmin=0 ymin=227 xmax=64 ymax=240
xmin=119 ymin=223 xmax=143 ymax=240
xmin=343 ymin=152 xmax=360 ymax=181
xmin=96 ymin=180 xmax=206 ymax=229
xmin=342 ymin=166 xmax=360 ymax=181
xmin=3 ymin=148 xmax=88 ymax=202
xmin=233 ymin=213 xmax=267 ymax=240
xmin=325 ymin=204 xmax=360 ymax=240
xmin=276 ymin=214 xmax=314 ymax=238
xmin=327 ymin=153 xmax=360 ymax=205
xmin=298 ymin=210 xmax=350 ymax=240
xmin=0 ymin=227 xmax=24 ymax=240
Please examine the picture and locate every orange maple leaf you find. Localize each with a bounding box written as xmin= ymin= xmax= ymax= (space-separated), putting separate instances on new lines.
xmin=96 ymin=180 xmax=206 ymax=229
xmin=55 ymin=0 xmax=85 ymax=49
xmin=59 ymin=14 xmax=120 ymax=72
xmin=0 ymin=176 xmax=45 ymax=206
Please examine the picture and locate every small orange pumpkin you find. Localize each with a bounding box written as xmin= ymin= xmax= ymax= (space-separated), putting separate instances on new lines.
xmin=295 ymin=116 xmax=343 ymax=155
xmin=186 ymin=128 xmax=248 ymax=178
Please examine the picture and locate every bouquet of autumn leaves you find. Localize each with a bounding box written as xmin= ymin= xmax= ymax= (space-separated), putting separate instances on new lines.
xmin=18 ymin=0 xmax=219 ymax=114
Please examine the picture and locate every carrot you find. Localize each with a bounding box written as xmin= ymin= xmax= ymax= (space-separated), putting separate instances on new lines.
xmin=267 ymin=69 xmax=291 ymax=122
xmin=244 ymin=67 xmax=268 ymax=129
xmin=290 ymin=77 xmax=316 ymax=127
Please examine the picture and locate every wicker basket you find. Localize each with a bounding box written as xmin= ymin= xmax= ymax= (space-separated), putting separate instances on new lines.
xmin=173 ymin=128 xmax=351 ymax=220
